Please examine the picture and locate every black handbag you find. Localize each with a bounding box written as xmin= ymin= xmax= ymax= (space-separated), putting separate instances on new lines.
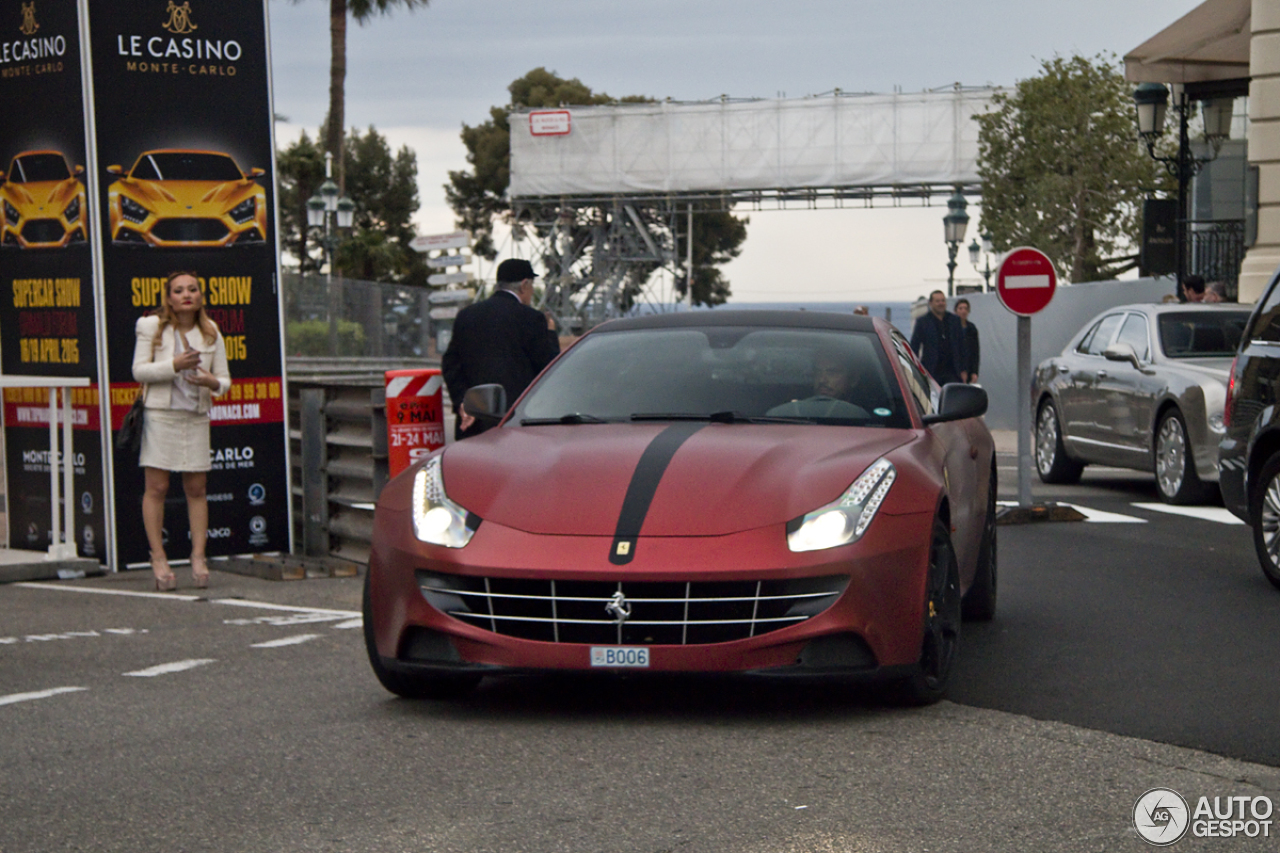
xmin=117 ymin=387 xmax=146 ymax=452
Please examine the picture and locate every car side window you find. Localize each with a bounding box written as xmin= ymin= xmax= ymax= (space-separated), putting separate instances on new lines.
xmin=888 ymin=330 xmax=935 ymax=416
xmin=1116 ymin=313 xmax=1150 ymax=362
xmin=1252 ymin=275 xmax=1280 ymax=343
xmin=1083 ymin=314 xmax=1124 ymax=356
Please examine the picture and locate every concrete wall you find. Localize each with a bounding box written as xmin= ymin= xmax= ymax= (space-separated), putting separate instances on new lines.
xmin=957 ymin=278 xmax=1182 ymax=430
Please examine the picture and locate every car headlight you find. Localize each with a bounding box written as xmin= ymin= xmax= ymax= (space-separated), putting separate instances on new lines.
xmin=229 ymin=197 xmax=256 ymax=224
xmin=787 ymin=458 xmax=896 ymax=552
xmin=412 ymin=456 xmax=478 ymax=548
xmin=120 ymin=196 xmax=149 ymax=224
xmin=63 ymin=197 xmax=80 ymax=224
xmin=3 ymin=200 xmax=18 ymax=225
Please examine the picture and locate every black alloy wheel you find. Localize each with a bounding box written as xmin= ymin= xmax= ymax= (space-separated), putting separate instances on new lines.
xmin=1035 ymin=399 xmax=1084 ymax=484
xmin=1154 ymin=408 xmax=1209 ymax=505
xmin=892 ymin=516 xmax=962 ymax=705
xmin=962 ymin=465 xmax=998 ymax=621
xmin=1249 ymin=451 xmax=1280 ymax=590
xmin=363 ymin=570 xmax=481 ymax=700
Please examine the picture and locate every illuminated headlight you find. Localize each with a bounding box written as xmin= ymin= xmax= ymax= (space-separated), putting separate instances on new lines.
xmin=412 ymin=456 xmax=477 ymax=548
xmin=3 ymin=200 xmax=17 ymax=225
xmin=120 ymin=196 xmax=149 ymax=224
xmin=229 ymin=197 xmax=256 ymax=224
xmin=63 ymin=197 xmax=80 ymax=224
xmin=787 ymin=459 xmax=896 ymax=552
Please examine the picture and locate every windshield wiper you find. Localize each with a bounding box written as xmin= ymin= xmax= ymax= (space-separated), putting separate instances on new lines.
xmin=520 ymin=413 xmax=610 ymax=425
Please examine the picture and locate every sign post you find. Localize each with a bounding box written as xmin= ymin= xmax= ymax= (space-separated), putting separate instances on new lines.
xmin=995 ymin=247 xmax=1057 ymax=509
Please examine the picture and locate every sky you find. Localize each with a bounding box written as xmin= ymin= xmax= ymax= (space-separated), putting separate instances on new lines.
xmin=265 ymin=0 xmax=1204 ymax=303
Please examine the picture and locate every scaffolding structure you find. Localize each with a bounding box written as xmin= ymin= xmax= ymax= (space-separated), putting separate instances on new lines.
xmin=507 ymin=86 xmax=998 ymax=329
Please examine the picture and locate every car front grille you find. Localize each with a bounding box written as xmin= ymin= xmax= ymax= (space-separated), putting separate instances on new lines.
xmin=151 ymin=218 xmax=229 ymax=243
xmin=417 ymin=571 xmax=849 ymax=645
xmin=21 ymin=219 xmax=64 ymax=244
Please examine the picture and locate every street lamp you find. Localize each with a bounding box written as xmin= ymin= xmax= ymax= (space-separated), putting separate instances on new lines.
xmin=306 ymin=152 xmax=355 ymax=286
xmin=1132 ymin=82 xmax=1226 ymax=294
xmin=943 ymin=190 xmax=969 ymax=297
xmin=969 ymin=232 xmax=995 ymax=292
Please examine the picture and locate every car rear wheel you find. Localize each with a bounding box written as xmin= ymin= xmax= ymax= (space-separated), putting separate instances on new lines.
xmin=1036 ymin=400 xmax=1084 ymax=484
xmin=1249 ymin=452 xmax=1280 ymax=590
xmin=962 ymin=466 xmax=998 ymax=621
xmin=892 ymin=516 xmax=962 ymax=705
xmin=362 ymin=571 xmax=481 ymax=700
xmin=1154 ymin=409 xmax=1208 ymax=505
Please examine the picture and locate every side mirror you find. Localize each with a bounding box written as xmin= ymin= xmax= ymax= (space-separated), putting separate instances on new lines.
xmin=106 ymin=165 xmax=123 ymax=175
xmin=247 ymin=167 xmax=265 ymax=179
xmin=922 ymin=383 xmax=988 ymax=425
xmin=462 ymin=383 xmax=508 ymax=425
xmin=1103 ymin=342 xmax=1141 ymax=369
xmin=73 ymin=165 xmax=84 ymax=176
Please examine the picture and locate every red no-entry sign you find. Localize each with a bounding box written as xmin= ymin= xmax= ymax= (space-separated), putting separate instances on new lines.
xmin=996 ymin=247 xmax=1057 ymax=316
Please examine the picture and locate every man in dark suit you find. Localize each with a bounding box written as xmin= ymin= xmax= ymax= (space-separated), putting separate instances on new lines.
xmin=909 ymin=290 xmax=967 ymax=386
xmin=442 ymin=258 xmax=561 ymax=439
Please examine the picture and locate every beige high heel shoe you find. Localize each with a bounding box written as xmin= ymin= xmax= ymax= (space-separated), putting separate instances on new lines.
xmin=191 ymin=555 xmax=209 ymax=589
xmin=151 ymin=552 xmax=176 ymax=591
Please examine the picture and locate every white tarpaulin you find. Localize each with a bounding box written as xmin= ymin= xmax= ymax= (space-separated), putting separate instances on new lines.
xmin=510 ymin=89 xmax=999 ymax=198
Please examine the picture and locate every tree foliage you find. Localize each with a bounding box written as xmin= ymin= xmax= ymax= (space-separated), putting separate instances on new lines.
xmin=974 ymin=54 xmax=1173 ymax=282
xmin=277 ymin=126 xmax=427 ymax=284
xmin=447 ymin=68 xmax=746 ymax=307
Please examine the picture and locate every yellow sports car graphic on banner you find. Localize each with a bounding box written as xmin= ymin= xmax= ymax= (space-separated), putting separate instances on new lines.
xmin=106 ymin=148 xmax=266 ymax=247
xmin=0 ymin=151 xmax=88 ymax=249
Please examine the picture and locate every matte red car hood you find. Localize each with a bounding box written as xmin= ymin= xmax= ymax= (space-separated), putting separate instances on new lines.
xmin=442 ymin=424 xmax=913 ymax=536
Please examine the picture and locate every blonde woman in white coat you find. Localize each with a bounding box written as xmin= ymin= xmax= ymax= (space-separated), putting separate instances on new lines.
xmin=132 ymin=271 xmax=231 ymax=590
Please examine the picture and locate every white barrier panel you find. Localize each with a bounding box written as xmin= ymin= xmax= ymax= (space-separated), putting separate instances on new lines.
xmin=510 ymin=89 xmax=999 ymax=198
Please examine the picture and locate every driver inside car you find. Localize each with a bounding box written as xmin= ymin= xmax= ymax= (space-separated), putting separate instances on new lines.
xmin=766 ymin=346 xmax=870 ymax=420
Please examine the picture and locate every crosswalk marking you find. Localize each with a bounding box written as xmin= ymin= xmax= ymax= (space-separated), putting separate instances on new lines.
xmin=123 ymin=659 xmax=215 ymax=677
xmin=1131 ymin=503 xmax=1246 ymax=525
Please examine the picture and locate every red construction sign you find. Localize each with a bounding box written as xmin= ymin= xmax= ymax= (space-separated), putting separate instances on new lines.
xmin=385 ymin=369 xmax=445 ymax=478
xmin=996 ymin=247 xmax=1058 ymax=316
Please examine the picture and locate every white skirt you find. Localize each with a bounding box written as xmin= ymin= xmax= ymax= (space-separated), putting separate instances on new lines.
xmin=139 ymin=408 xmax=212 ymax=472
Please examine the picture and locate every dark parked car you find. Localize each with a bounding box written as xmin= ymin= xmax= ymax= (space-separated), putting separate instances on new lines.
xmin=1219 ymin=272 xmax=1280 ymax=589
xmin=1033 ymin=303 xmax=1249 ymax=504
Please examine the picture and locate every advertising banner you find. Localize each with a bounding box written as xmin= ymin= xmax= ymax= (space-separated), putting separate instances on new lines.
xmin=0 ymin=0 xmax=105 ymax=558
xmin=86 ymin=0 xmax=289 ymax=566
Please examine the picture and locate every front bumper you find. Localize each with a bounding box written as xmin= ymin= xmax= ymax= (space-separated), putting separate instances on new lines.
xmin=367 ymin=505 xmax=934 ymax=678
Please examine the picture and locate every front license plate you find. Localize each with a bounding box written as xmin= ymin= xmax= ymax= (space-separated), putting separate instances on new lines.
xmin=590 ymin=646 xmax=650 ymax=668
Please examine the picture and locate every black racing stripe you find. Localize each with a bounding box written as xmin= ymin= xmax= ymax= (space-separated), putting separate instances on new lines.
xmin=609 ymin=422 xmax=705 ymax=565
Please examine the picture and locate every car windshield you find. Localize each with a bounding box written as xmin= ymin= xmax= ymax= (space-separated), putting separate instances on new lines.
xmin=9 ymin=154 xmax=71 ymax=183
xmin=1158 ymin=311 xmax=1249 ymax=358
xmin=130 ymin=152 xmax=244 ymax=181
xmin=513 ymin=326 xmax=911 ymax=428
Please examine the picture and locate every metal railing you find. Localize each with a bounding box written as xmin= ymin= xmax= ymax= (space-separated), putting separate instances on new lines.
xmin=1187 ymin=218 xmax=1245 ymax=301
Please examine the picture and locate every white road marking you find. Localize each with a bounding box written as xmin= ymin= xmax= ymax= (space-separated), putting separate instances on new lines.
xmin=1131 ymin=503 xmax=1247 ymax=525
xmin=332 ymin=618 xmax=363 ymax=630
xmin=211 ymin=599 xmax=360 ymax=618
xmin=123 ymin=659 xmax=215 ymax=677
xmin=998 ymin=501 xmax=1146 ymax=523
xmin=14 ymin=583 xmax=201 ymax=601
xmin=0 ymin=686 xmax=88 ymax=707
xmin=250 ymin=634 xmax=320 ymax=648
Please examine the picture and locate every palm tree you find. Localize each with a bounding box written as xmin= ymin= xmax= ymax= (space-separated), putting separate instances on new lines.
xmin=309 ymin=0 xmax=429 ymax=190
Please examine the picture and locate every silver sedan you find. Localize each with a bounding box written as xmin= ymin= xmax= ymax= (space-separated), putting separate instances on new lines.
xmin=1032 ymin=302 xmax=1249 ymax=504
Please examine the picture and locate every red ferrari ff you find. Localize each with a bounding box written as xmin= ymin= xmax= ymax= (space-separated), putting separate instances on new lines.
xmin=365 ymin=311 xmax=996 ymax=704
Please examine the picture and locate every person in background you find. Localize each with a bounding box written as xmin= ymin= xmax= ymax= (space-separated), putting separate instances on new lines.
xmin=954 ymin=297 xmax=980 ymax=384
xmin=132 ymin=271 xmax=231 ymax=591
xmin=853 ymin=305 xmax=870 ymax=316
xmin=1182 ymin=274 xmax=1211 ymax=303
xmin=909 ymin=290 xmax=967 ymax=385
xmin=442 ymin=259 xmax=560 ymax=439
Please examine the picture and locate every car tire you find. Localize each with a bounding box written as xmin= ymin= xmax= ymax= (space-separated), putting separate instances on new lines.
xmin=962 ymin=466 xmax=998 ymax=622
xmin=1035 ymin=399 xmax=1084 ymax=484
xmin=362 ymin=571 xmax=481 ymax=700
xmin=1249 ymin=452 xmax=1280 ymax=591
xmin=891 ymin=516 xmax=962 ymax=705
xmin=1154 ymin=408 xmax=1208 ymax=505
